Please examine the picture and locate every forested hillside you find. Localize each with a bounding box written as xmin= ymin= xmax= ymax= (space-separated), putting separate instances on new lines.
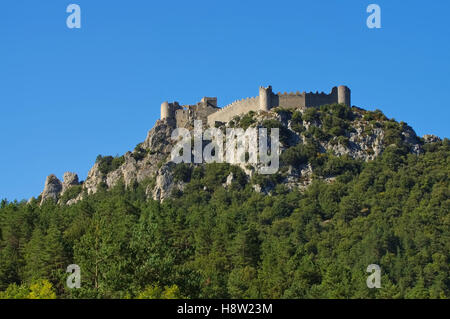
xmin=0 ymin=104 xmax=448 ymax=299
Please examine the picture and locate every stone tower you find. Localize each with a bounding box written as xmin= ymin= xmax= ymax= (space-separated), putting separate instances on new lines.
xmin=259 ymin=85 xmax=272 ymax=111
xmin=160 ymin=101 xmax=170 ymax=120
xmin=337 ymin=85 xmax=351 ymax=106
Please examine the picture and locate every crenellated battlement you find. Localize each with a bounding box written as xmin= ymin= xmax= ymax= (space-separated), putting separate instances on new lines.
xmin=277 ymin=91 xmax=305 ymax=96
xmin=207 ymin=96 xmax=260 ymax=125
xmin=160 ymin=85 xmax=351 ymax=127
xmin=218 ymin=96 xmax=259 ymax=112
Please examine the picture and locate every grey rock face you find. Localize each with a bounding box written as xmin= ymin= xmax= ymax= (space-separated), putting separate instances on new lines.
xmin=81 ymin=119 xmax=176 ymax=197
xmin=66 ymin=196 xmax=82 ymax=206
xmin=152 ymin=163 xmax=177 ymax=202
xmin=402 ymin=125 xmax=421 ymax=146
xmin=423 ymin=134 xmax=441 ymax=143
xmin=60 ymin=119 xmax=178 ymax=204
xmin=62 ymin=172 xmax=79 ymax=193
xmin=37 ymin=107 xmax=437 ymax=204
xmin=225 ymin=173 xmax=234 ymax=186
xmin=252 ymin=184 xmax=262 ymax=193
xmin=344 ymin=125 xmax=385 ymax=161
xmin=40 ymin=174 xmax=63 ymax=204
xmin=143 ymin=120 xmax=175 ymax=154
xmin=84 ymin=162 xmax=104 ymax=195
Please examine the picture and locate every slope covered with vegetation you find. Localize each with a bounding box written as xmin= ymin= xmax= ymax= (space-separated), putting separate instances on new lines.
xmin=0 ymin=105 xmax=448 ymax=299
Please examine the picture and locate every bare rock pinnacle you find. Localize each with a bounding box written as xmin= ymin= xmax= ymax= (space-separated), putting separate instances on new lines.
xmin=40 ymin=174 xmax=62 ymax=204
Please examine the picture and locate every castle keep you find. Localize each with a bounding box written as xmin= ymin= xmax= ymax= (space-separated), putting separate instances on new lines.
xmin=160 ymin=85 xmax=351 ymax=127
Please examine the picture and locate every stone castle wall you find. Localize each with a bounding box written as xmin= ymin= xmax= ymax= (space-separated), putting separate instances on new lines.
xmin=161 ymin=85 xmax=350 ymax=127
xmin=275 ymin=92 xmax=306 ymax=109
xmin=161 ymin=97 xmax=218 ymax=127
xmin=305 ymin=88 xmax=339 ymax=107
xmin=207 ymin=96 xmax=260 ymax=126
xmin=175 ymin=103 xmax=219 ymax=127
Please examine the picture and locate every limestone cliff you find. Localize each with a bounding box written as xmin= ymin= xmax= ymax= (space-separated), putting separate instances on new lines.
xmin=82 ymin=119 xmax=175 ymax=197
xmin=37 ymin=105 xmax=437 ymax=204
xmin=40 ymin=172 xmax=80 ymax=205
xmin=40 ymin=174 xmax=62 ymax=204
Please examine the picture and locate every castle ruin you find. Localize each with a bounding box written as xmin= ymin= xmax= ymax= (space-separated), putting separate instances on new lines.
xmin=160 ymin=85 xmax=351 ymax=127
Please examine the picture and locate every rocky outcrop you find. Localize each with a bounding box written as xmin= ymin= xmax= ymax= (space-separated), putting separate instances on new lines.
xmin=62 ymin=172 xmax=79 ymax=193
xmin=143 ymin=120 xmax=175 ymax=153
xmin=84 ymin=162 xmax=103 ymax=195
xmin=223 ymin=172 xmax=234 ymax=188
xmin=151 ymin=163 xmax=175 ymax=201
xmin=423 ymin=134 xmax=441 ymax=143
xmin=40 ymin=174 xmax=62 ymax=204
xmin=150 ymin=162 xmax=188 ymax=202
xmin=37 ymin=105 xmax=438 ymax=204
xmin=39 ymin=172 xmax=80 ymax=205
xmin=299 ymin=117 xmax=422 ymax=162
xmin=82 ymin=119 xmax=176 ymax=197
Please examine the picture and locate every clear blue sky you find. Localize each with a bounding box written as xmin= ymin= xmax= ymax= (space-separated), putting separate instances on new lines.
xmin=1 ymin=0 xmax=449 ymax=201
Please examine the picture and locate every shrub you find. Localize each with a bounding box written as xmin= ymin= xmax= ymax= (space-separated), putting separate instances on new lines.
xmin=251 ymin=172 xmax=284 ymax=189
xmin=261 ymin=119 xmax=291 ymax=145
xmin=0 ymin=280 xmax=57 ymax=299
xmin=363 ymin=109 xmax=387 ymax=122
xmin=203 ymin=163 xmax=233 ymax=188
xmin=308 ymin=126 xmax=330 ymax=141
xmin=96 ymin=155 xmax=125 ymax=175
xmin=383 ymin=122 xmax=404 ymax=146
xmin=337 ymin=136 xmax=350 ymax=147
xmin=239 ymin=113 xmax=256 ymax=130
xmin=136 ymin=284 xmax=182 ymax=299
xmin=291 ymin=111 xmax=304 ymax=133
xmin=60 ymin=185 xmax=83 ymax=204
xmin=0 ymin=283 xmax=29 ymax=299
xmin=133 ymin=144 xmax=148 ymax=161
xmin=321 ymin=103 xmax=353 ymax=120
xmin=319 ymin=155 xmax=361 ymax=177
xmin=28 ymin=280 xmax=57 ymax=299
xmin=303 ymin=108 xmax=319 ymax=123
xmin=281 ymin=145 xmax=308 ymax=167
xmin=215 ymin=121 xmax=224 ymax=128
xmin=173 ymin=163 xmax=192 ymax=183
xmin=274 ymin=108 xmax=293 ymax=118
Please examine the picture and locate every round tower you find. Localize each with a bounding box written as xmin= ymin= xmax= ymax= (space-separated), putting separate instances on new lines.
xmin=161 ymin=101 xmax=170 ymax=120
xmin=338 ymin=86 xmax=351 ymax=106
xmin=259 ymin=86 xmax=272 ymax=111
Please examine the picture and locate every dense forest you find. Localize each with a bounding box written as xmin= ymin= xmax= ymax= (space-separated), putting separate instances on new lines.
xmin=0 ymin=105 xmax=448 ymax=299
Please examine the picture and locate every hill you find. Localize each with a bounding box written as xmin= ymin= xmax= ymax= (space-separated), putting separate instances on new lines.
xmin=0 ymin=103 xmax=448 ymax=299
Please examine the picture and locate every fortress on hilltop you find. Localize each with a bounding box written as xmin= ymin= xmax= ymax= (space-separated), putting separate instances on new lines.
xmin=160 ymin=85 xmax=351 ymax=127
